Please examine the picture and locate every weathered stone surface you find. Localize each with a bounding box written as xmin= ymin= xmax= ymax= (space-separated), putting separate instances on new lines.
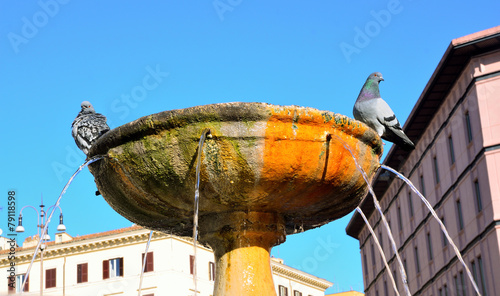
xmin=88 ymin=102 xmax=382 ymax=238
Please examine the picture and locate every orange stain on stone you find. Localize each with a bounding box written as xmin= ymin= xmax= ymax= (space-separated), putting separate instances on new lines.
xmin=260 ymin=107 xmax=381 ymax=212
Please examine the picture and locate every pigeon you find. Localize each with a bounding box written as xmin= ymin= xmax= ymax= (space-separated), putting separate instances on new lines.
xmin=353 ymin=72 xmax=415 ymax=150
xmin=72 ymin=101 xmax=110 ymax=155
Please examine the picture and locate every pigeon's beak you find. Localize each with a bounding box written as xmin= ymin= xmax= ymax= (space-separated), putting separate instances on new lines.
xmin=380 ymin=77 xmax=384 ymax=81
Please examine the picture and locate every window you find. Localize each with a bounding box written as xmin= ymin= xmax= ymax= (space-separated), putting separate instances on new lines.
xmin=293 ymin=291 xmax=302 ymax=296
xmin=408 ymin=191 xmax=414 ymax=217
xmin=383 ymin=280 xmax=388 ymax=296
xmin=279 ymin=285 xmax=288 ymax=296
xmin=440 ymin=285 xmax=449 ymax=296
xmin=392 ymin=269 xmax=398 ymax=290
xmin=478 ymin=256 xmax=488 ymax=296
xmin=459 ymin=271 xmax=467 ymax=296
xmin=379 ymin=231 xmax=384 ymax=251
xmin=471 ymin=259 xmax=478 ymax=286
xmin=10 ymin=274 xmax=28 ymax=293
xmin=387 ymin=220 xmax=392 ymax=257
xmin=103 ymin=258 xmax=124 ymax=279
xmin=209 ymin=261 xmax=216 ymax=281
xmin=110 ymin=258 xmax=123 ymax=278
xmin=18 ymin=274 xmax=29 ymax=292
xmin=433 ymin=156 xmax=440 ymax=184
xmin=426 ymin=232 xmax=433 ymax=261
xmin=142 ymin=252 xmax=154 ymax=272
xmin=465 ymin=111 xmax=473 ymax=143
xmin=474 ymin=180 xmax=483 ymax=212
xmin=456 ymin=199 xmax=464 ymax=230
xmin=448 ymin=135 xmax=455 ymax=164
xmin=371 ymin=243 xmax=376 ymax=266
xmin=454 ymin=271 xmax=467 ymax=296
xmin=414 ymin=246 xmax=420 ymax=274
xmin=397 ymin=206 xmax=403 ymax=232
xmin=363 ymin=253 xmax=368 ymax=277
xmin=46 ymin=268 xmax=56 ymax=289
xmin=77 ymin=263 xmax=88 ymax=283
xmin=190 ymin=255 xmax=195 ymax=275
xmin=441 ymin=216 xmax=448 ymax=247
xmin=403 ymin=259 xmax=408 ymax=279
xmin=420 ymin=174 xmax=426 ymax=196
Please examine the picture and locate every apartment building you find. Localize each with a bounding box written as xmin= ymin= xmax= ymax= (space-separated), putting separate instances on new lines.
xmin=347 ymin=26 xmax=500 ymax=296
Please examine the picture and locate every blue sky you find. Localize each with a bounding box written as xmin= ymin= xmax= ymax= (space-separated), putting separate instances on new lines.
xmin=1 ymin=0 xmax=499 ymax=293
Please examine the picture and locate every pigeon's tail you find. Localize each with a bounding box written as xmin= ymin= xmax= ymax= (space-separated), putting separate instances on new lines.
xmin=383 ymin=128 xmax=415 ymax=151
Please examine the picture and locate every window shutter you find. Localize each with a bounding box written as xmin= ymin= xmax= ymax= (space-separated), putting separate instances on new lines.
xmin=45 ymin=269 xmax=50 ymax=289
xmin=77 ymin=264 xmax=89 ymax=283
xmin=142 ymin=253 xmax=154 ymax=272
xmin=209 ymin=262 xmax=215 ymax=281
xmin=189 ymin=255 xmax=195 ymax=275
xmin=119 ymin=257 xmax=124 ymax=276
xmin=24 ymin=275 xmax=29 ymax=292
xmin=45 ymin=269 xmax=56 ymax=289
xmin=82 ymin=263 xmax=88 ymax=282
xmin=45 ymin=271 xmax=49 ymax=288
xmin=8 ymin=277 xmax=14 ymax=293
xmin=77 ymin=264 xmax=82 ymax=283
xmin=103 ymin=260 xmax=109 ymax=279
xmin=147 ymin=252 xmax=154 ymax=272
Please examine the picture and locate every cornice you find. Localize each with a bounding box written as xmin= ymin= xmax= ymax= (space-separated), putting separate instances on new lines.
xmin=0 ymin=228 xmax=164 ymax=266
xmin=271 ymin=261 xmax=333 ymax=290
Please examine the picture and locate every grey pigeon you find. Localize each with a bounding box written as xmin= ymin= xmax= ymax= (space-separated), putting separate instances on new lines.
xmin=353 ymin=72 xmax=415 ymax=150
xmin=72 ymin=101 xmax=110 ymax=155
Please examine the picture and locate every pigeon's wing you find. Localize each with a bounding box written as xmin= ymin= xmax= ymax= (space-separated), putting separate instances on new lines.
xmin=92 ymin=113 xmax=110 ymax=136
xmin=374 ymin=99 xmax=401 ymax=130
xmin=375 ymin=99 xmax=415 ymax=150
xmin=72 ymin=113 xmax=110 ymax=154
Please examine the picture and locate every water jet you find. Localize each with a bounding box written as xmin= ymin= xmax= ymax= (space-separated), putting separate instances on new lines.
xmin=87 ymin=102 xmax=383 ymax=295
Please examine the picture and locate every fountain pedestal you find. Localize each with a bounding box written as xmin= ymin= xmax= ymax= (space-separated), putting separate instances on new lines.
xmin=204 ymin=212 xmax=284 ymax=295
xmin=88 ymin=102 xmax=382 ymax=296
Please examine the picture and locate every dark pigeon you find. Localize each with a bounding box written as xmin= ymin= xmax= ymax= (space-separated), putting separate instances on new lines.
xmin=353 ymin=72 xmax=415 ymax=150
xmin=72 ymin=101 xmax=110 ymax=155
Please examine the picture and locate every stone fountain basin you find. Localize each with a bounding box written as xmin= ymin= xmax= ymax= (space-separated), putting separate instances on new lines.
xmin=88 ymin=102 xmax=382 ymax=240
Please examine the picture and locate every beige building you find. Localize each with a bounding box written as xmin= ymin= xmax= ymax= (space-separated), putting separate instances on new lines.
xmin=346 ymin=26 xmax=500 ymax=296
xmin=1 ymin=225 xmax=332 ymax=295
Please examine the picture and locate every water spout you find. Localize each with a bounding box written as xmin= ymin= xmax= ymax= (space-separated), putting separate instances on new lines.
xmin=335 ymin=136 xmax=411 ymax=296
xmin=192 ymin=128 xmax=211 ymax=295
xmin=138 ymin=230 xmax=154 ymax=296
xmin=381 ymin=164 xmax=482 ymax=296
xmin=21 ymin=156 xmax=103 ymax=292
xmin=356 ymin=207 xmax=400 ymax=296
